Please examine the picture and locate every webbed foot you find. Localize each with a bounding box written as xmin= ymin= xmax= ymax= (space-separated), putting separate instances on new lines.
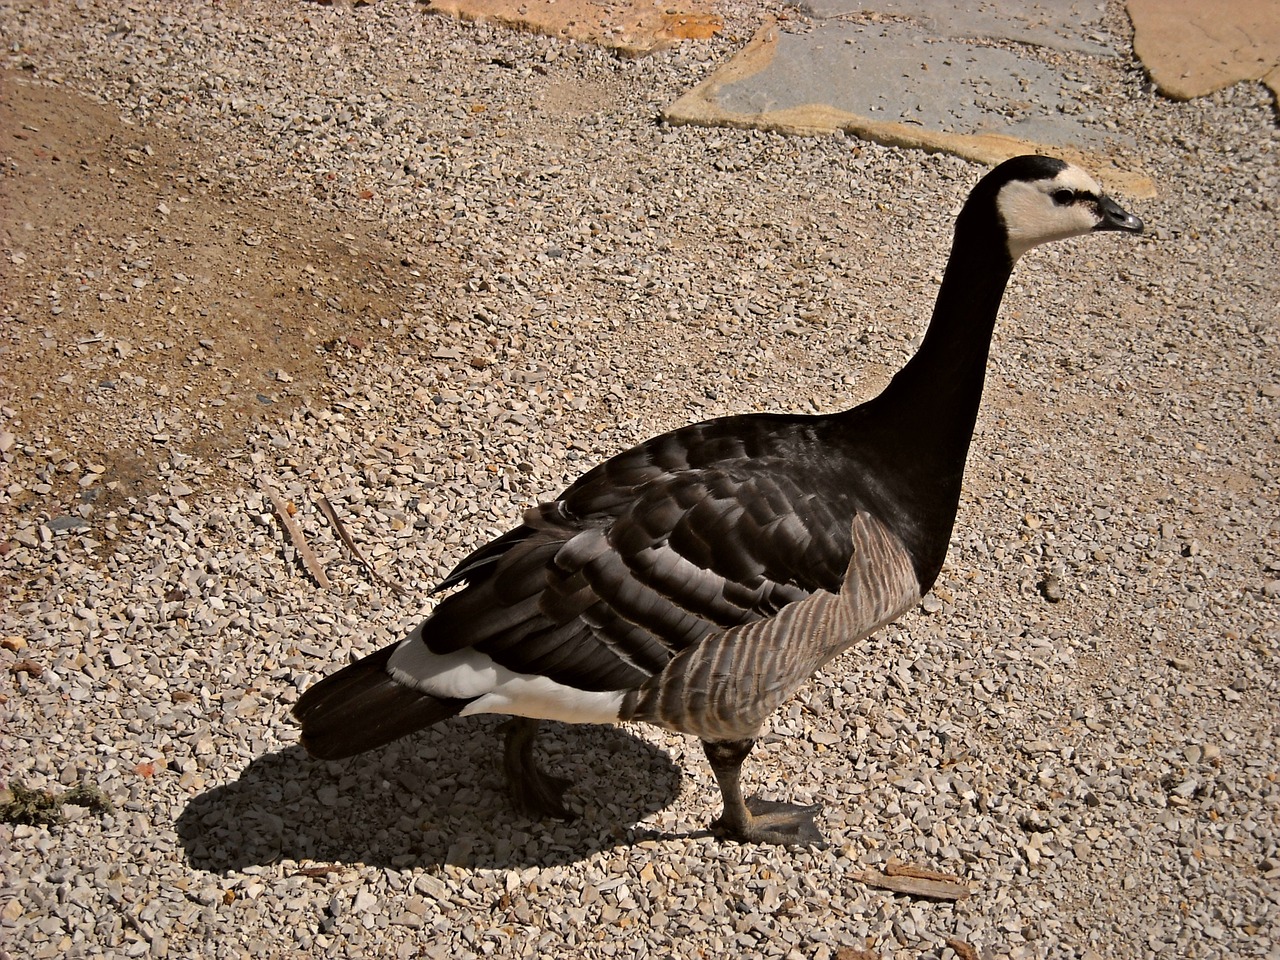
xmin=711 ymin=796 xmax=824 ymax=845
xmin=703 ymin=738 xmax=824 ymax=845
xmin=500 ymin=717 xmax=575 ymax=820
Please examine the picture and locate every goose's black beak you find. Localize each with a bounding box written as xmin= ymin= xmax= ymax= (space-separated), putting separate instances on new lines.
xmin=1095 ymin=194 xmax=1144 ymax=235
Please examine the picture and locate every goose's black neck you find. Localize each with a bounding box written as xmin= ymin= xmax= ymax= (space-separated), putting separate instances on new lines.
xmin=880 ymin=220 xmax=1014 ymax=428
xmin=842 ymin=207 xmax=1016 ymax=590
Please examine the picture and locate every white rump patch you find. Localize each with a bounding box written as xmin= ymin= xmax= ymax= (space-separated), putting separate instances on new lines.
xmin=388 ymin=626 xmax=499 ymax=698
xmin=460 ymin=678 xmax=626 ymax=725
xmin=386 ymin=625 xmax=625 ymax=724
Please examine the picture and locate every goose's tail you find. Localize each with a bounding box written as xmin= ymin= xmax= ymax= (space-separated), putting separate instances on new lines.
xmin=292 ymin=644 xmax=472 ymax=760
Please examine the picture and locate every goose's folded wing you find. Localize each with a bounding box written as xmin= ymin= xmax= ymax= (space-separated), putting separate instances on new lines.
xmin=419 ymin=417 xmax=865 ymax=692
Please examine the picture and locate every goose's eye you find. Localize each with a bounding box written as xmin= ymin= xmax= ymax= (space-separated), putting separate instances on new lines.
xmin=1052 ymin=188 xmax=1075 ymax=205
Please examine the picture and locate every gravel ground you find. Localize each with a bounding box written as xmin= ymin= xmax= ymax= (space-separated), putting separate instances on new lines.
xmin=2 ymin=1 xmax=1278 ymax=958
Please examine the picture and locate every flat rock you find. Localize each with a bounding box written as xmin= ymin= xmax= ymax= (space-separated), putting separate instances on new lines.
xmin=1127 ymin=0 xmax=1280 ymax=101
xmin=662 ymin=17 xmax=1156 ymax=196
xmin=420 ymin=0 xmax=723 ymax=55
xmin=800 ymin=0 xmax=1117 ymax=57
xmin=422 ymin=0 xmax=1275 ymax=178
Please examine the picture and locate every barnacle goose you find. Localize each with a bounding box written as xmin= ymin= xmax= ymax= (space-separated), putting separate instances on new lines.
xmin=293 ymin=155 xmax=1143 ymax=844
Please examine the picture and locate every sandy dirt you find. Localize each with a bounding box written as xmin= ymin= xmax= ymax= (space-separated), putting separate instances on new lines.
xmin=1 ymin=68 xmax=438 ymax=518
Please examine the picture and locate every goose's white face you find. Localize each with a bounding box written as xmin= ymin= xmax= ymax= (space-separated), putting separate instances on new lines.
xmin=996 ymin=164 xmax=1121 ymax=261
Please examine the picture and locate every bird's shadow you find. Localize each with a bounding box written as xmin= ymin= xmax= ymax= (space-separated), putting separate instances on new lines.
xmin=176 ymin=718 xmax=688 ymax=873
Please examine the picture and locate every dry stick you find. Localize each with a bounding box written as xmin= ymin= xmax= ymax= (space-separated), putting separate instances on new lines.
xmin=883 ymin=858 xmax=965 ymax=883
xmin=315 ymin=494 xmax=407 ymax=598
xmin=849 ymin=867 xmax=974 ymax=902
xmin=265 ymin=485 xmax=333 ymax=590
xmin=292 ymin=865 xmax=342 ymax=878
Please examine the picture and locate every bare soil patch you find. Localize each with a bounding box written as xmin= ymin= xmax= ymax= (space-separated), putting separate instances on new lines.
xmin=0 ymin=69 xmax=430 ymax=517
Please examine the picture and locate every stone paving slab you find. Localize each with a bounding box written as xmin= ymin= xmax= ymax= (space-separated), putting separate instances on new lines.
xmin=419 ymin=0 xmax=1278 ymax=192
xmin=420 ymin=0 xmax=723 ymax=55
xmin=801 ymin=0 xmax=1117 ymax=57
xmin=662 ymin=13 xmax=1156 ymax=196
xmin=1127 ymin=0 xmax=1280 ymax=101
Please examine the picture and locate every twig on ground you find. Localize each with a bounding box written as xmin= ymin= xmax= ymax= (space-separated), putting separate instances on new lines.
xmin=883 ymin=858 xmax=966 ymax=883
xmin=264 ymin=484 xmax=333 ymax=590
xmin=849 ymin=860 xmax=974 ymax=901
xmin=315 ymin=494 xmax=408 ymax=598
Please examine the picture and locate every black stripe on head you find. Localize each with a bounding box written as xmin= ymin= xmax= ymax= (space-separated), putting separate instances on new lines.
xmin=964 ymin=155 xmax=1068 ymax=211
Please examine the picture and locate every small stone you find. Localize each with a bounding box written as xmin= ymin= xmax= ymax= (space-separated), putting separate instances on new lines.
xmin=1039 ymin=575 xmax=1064 ymax=602
xmin=9 ymin=659 xmax=43 ymax=677
xmin=414 ymin=875 xmax=448 ymax=900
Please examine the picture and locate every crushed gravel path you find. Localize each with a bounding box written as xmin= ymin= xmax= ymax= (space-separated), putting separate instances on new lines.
xmin=1 ymin=2 xmax=1277 ymax=959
